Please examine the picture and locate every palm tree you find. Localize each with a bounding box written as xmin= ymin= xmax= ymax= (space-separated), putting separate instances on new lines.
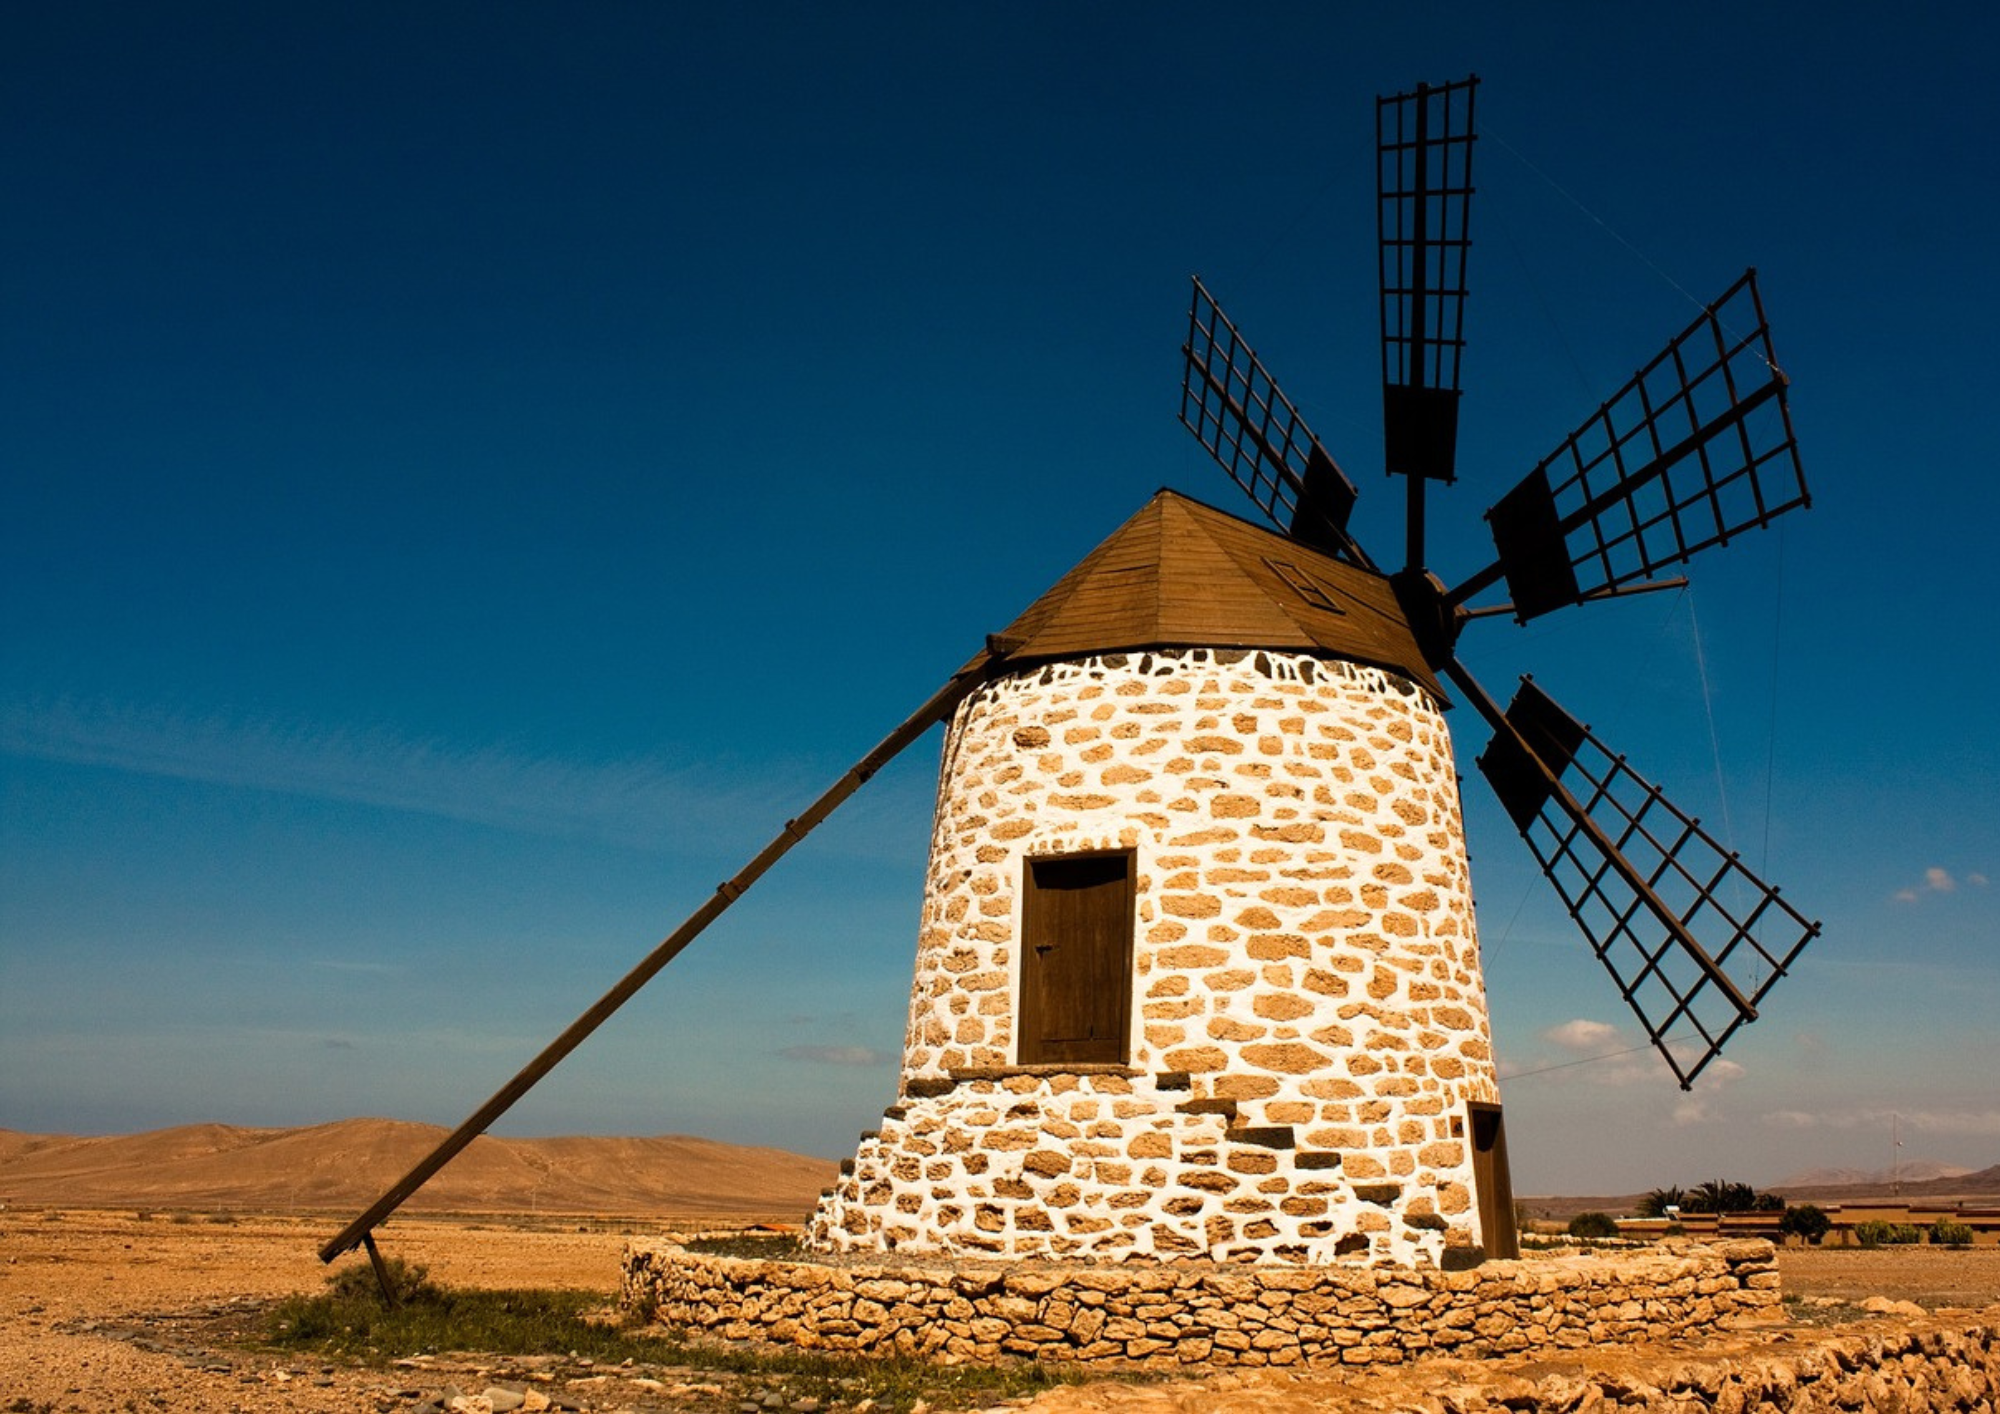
xmin=1689 ymin=1179 xmax=1760 ymax=1214
xmin=1636 ymin=1185 xmax=1684 ymax=1218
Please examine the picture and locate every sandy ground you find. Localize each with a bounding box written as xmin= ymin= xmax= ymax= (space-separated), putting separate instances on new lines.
xmin=4 ymin=1208 xmax=1998 ymax=1413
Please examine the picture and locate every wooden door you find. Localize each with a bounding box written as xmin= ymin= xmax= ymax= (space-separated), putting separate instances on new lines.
xmin=1017 ymin=852 xmax=1133 ymax=1065
xmin=1469 ymin=1101 xmax=1519 ymax=1258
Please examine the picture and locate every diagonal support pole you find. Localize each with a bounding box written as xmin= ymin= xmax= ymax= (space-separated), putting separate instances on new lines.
xmin=318 ymin=657 xmax=996 ymax=1264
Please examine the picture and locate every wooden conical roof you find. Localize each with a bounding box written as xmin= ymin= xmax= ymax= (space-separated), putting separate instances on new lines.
xmin=976 ymin=490 xmax=1443 ymax=699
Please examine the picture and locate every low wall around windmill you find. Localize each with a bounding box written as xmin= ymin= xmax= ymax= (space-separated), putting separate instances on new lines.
xmin=621 ymin=1237 xmax=1781 ymax=1368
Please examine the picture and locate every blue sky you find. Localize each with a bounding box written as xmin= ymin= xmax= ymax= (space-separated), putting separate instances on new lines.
xmin=3 ymin=3 xmax=1995 ymax=1197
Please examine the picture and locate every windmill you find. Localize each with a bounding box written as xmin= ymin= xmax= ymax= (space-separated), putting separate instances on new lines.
xmin=322 ymin=75 xmax=1817 ymax=1278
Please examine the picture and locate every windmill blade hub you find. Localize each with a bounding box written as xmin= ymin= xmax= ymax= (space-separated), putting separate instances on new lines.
xmin=1389 ymin=567 xmax=1465 ymax=672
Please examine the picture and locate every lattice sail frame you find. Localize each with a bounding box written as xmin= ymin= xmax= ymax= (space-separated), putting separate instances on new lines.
xmin=1377 ymin=74 xmax=1478 ymax=483
xmin=1476 ymin=678 xmax=1819 ymax=1088
xmin=1472 ymin=269 xmax=1809 ymax=621
xmin=1180 ymin=276 xmax=1369 ymax=566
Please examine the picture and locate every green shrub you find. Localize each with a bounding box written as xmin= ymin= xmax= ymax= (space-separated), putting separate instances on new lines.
xmin=270 ymin=1277 xmax=650 ymax=1360
xmin=1567 ymin=1211 xmax=1620 ymax=1240
xmin=1780 ymin=1204 xmax=1831 ymax=1245
xmin=1929 ymin=1219 xmax=1974 ymax=1248
xmin=1854 ymin=1220 xmax=1921 ymax=1247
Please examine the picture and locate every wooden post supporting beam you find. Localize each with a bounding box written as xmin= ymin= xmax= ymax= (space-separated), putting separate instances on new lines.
xmin=361 ymin=1231 xmax=399 ymax=1306
xmin=318 ymin=658 xmax=994 ymax=1265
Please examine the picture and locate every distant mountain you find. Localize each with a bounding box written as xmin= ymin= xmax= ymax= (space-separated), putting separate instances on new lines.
xmin=1775 ymin=1161 xmax=1973 ymax=1188
xmin=0 ymin=1119 xmax=836 ymax=1219
xmin=1772 ymin=1163 xmax=2000 ymax=1203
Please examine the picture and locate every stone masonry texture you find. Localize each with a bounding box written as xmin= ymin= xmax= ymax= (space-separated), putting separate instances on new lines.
xmin=809 ymin=648 xmax=1501 ymax=1266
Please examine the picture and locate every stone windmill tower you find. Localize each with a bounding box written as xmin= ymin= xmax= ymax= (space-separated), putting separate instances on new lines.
xmin=807 ymin=491 xmax=1508 ymax=1266
xmin=321 ymin=75 xmax=1818 ymax=1279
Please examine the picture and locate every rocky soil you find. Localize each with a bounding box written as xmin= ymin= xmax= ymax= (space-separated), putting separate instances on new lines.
xmin=3 ymin=1208 xmax=1997 ymax=1413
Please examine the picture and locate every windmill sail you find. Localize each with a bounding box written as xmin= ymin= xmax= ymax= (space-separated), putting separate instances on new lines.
xmin=1471 ymin=676 xmax=1818 ymax=1088
xmin=1180 ymin=276 xmax=1370 ymax=566
xmin=1377 ymin=74 xmax=1477 ymax=485
xmin=1457 ymin=270 xmax=1808 ymax=621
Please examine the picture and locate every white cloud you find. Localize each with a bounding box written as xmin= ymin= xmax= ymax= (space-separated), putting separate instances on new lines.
xmin=1543 ymin=1018 xmax=1621 ymax=1051
xmin=1499 ymin=1019 xmax=1674 ymax=1088
xmin=1891 ymin=865 xmax=1987 ymax=903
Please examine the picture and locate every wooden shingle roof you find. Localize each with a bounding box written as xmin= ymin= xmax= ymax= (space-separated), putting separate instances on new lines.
xmin=974 ymin=490 xmax=1443 ymax=700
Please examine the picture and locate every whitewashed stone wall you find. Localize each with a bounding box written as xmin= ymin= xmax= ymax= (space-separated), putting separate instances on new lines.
xmin=809 ymin=648 xmax=1500 ymax=1266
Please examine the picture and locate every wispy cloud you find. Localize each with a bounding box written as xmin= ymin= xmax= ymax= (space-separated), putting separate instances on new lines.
xmin=0 ymin=695 xmax=806 ymax=855
xmin=778 ymin=1044 xmax=894 ymax=1067
xmin=1891 ymin=865 xmax=1988 ymax=904
xmin=1760 ymin=1106 xmax=2000 ymax=1137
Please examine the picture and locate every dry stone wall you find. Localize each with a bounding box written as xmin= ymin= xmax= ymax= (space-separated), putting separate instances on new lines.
xmin=1410 ymin=1322 xmax=2000 ymax=1413
xmin=809 ymin=648 xmax=1499 ymax=1266
xmin=623 ymin=1239 xmax=1783 ymax=1367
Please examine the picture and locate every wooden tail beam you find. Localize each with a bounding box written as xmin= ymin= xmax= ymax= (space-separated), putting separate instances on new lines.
xmin=319 ymin=658 xmax=995 ymax=1264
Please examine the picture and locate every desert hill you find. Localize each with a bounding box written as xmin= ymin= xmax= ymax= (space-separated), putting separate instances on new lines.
xmin=0 ymin=1118 xmax=836 ymax=1219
